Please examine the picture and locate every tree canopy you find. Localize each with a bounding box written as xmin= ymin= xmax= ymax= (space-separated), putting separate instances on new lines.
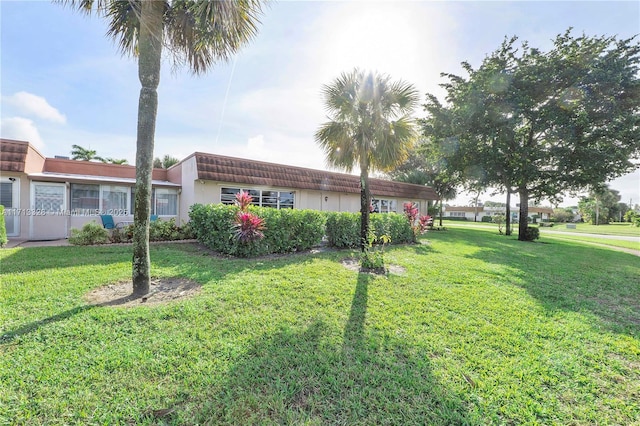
xmin=422 ymin=30 xmax=640 ymax=240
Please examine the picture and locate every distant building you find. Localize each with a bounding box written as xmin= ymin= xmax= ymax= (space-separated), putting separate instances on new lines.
xmin=443 ymin=204 xmax=553 ymax=222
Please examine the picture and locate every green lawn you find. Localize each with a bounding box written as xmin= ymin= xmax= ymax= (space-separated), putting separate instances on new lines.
xmin=1 ymin=230 xmax=639 ymax=425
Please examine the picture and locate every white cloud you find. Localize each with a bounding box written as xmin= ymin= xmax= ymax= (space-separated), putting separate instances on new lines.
xmin=0 ymin=117 xmax=45 ymax=149
xmin=3 ymin=92 xmax=66 ymax=124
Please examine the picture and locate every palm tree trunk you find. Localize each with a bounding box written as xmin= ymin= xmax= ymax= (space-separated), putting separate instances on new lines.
xmin=360 ymin=165 xmax=371 ymax=252
xmin=518 ymin=188 xmax=529 ymax=241
xmin=132 ymin=0 xmax=163 ymax=295
xmin=439 ymin=201 xmax=443 ymax=227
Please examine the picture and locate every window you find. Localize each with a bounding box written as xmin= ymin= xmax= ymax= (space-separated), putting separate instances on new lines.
xmin=102 ymin=185 xmax=129 ymax=212
xmin=131 ymin=187 xmax=178 ymax=216
xmin=71 ymin=184 xmax=99 ymax=211
xmin=372 ymin=198 xmax=397 ymax=213
xmin=279 ymin=192 xmax=294 ymax=209
xmin=449 ymin=211 xmax=466 ymax=217
xmin=34 ymin=183 xmax=65 ymax=211
xmin=221 ymin=187 xmax=295 ymax=209
xmin=155 ymin=188 xmax=178 ymax=216
xmin=261 ymin=191 xmax=279 ymax=208
xmin=221 ymin=187 xmax=241 ymax=205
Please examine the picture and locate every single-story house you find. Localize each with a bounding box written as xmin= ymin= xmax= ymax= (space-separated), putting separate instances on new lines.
xmin=1 ymin=138 xmax=439 ymax=241
xmin=443 ymin=204 xmax=553 ymax=222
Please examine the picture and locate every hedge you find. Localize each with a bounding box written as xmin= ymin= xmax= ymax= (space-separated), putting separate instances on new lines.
xmin=325 ymin=211 xmax=414 ymax=248
xmin=0 ymin=205 xmax=7 ymax=247
xmin=189 ymin=204 xmax=326 ymax=257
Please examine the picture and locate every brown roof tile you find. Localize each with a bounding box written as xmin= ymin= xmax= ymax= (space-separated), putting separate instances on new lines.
xmin=195 ymin=153 xmax=439 ymax=200
xmin=0 ymin=139 xmax=29 ymax=172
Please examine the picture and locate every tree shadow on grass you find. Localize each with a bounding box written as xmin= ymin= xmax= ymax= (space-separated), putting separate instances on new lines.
xmin=177 ymin=274 xmax=475 ymax=425
xmin=455 ymin=228 xmax=640 ymax=337
xmin=0 ymin=291 xmax=158 ymax=343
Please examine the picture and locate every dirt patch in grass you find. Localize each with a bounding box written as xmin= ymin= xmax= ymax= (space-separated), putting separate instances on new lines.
xmin=341 ymin=257 xmax=406 ymax=276
xmin=85 ymin=278 xmax=202 ymax=307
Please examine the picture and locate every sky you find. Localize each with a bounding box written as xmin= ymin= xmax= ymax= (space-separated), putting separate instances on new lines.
xmin=1 ymin=0 xmax=639 ymax=208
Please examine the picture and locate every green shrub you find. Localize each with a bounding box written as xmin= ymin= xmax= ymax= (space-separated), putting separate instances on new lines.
xmin=360 ymin=232 xmax=390 ymax=272
xmin=69 ymin=221 xmax=109 ymax=245
xmin=446 ymin=216 xmax=468 ymax=221
xmin=149 ymin=218 xmax=181 ymax=241
xmin=325 ymin=212 xmax=414 ymax=248
xmin=189 ymin=204 xmax=326 ymax=257
xmin=522 ymin=226 xmax=540 ymax=241
xmin=481 ymin=215 xmax=493 ymax=223
xmin=325 ymin=212 xmax=361 ymax=248
xmin=107 ymin=219 xmax=193 ymax=244
xmin=0 ymin=205 xmax=7 ymax=247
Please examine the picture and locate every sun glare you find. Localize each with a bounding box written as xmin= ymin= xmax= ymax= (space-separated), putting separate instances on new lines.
xmin=315 ymin=3 xmax=450 ymax=96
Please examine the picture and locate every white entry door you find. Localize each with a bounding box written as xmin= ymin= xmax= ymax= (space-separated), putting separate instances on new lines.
xmin=30 ymin=182 xmax=68 ymax=240
xmin=0 ymin=178 xmax=20 ymax=237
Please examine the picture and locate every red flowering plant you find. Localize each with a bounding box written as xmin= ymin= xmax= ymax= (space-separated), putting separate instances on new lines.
xmin=234 ymin=211 xmax=265 ymax=243
xmin=403 ymin=202 xmax=430 ymax=241
xmin=233 ymin=191 xmax=265 ymax=244
xmin=235 ymin=191 xmax=254 ymax=211
xmin=419 ymin=215 xmax=433 ymax=233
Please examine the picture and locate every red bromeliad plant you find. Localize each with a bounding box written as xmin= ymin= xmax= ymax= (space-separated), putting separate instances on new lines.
xmin=404 ymin=202 xmax=431 ymax=240
xmin=233 ymin=190 xmax=265 ymax=244
xmin=403 ymin=202 xmax=419 ymax=223
xmin=419 ymin=215 xmax=432 ymax=233
xmin=234 ymin=211 xmax=265 ymax=243
xmin=235 ymin=191 xmax=254 ymax=211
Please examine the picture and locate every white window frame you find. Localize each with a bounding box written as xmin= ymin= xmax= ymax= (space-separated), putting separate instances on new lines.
xmin=220 ymin=187 xmax=295 ymax=209
xmin=372 ymin=198 xmax=398 ymax=214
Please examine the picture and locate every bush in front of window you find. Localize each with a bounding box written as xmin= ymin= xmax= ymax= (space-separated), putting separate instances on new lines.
xmin=69 ymin=221 xmax=110 ymax=245
xmin=0 ymin=205 xmax=7 ymax=247
xmin=325 ymin=212 xmax=414 ymax=248
xmin=325 ymin=212 xmax=361 ymax=248
xmin=188 ymin=203 xmax=326 ymax=257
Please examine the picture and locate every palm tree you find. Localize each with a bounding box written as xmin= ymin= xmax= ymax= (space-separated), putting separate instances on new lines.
xmin=71 ymin=144 xmax=97 ymax=161
xmin=315 ymin=69 xmax=418 ymax=251
xmin=153 ymin=154 xmax=179 ymax=169
xmin=62 ymin=0 xmax=265 ymax=295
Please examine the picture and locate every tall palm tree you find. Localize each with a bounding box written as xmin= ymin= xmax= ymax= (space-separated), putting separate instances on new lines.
xmin=62 ymin=0 xmax=265 ymax=295
xmin=315 ymin=69 xmax=418 ymax=251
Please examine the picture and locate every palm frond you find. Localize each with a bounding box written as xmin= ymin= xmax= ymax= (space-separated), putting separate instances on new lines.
xmin=59 ymin=0 xmax=266 ymax=74
xmin=316 ymin=68 xmax=419 ymax=175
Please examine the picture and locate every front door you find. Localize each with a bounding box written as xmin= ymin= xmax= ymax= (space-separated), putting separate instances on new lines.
xmin=0 ymin=178 xmax=20 ymax=237
xmin=30 ymin=182 xmax=68 ymax=240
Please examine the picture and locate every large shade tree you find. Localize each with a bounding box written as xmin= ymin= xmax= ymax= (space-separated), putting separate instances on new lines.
xmin=423 ymin=30 xmax=640 ymax=240
xmin=315 ymin=69 xmax=419 ymax=250
xmin=62 ymin=0 xmax=265 ymax=294
xmin=387 ymin=140 xmax=458 ymax=227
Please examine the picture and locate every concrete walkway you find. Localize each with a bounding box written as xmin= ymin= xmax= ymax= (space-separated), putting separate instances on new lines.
xmin=5 ymin=238 xmax=70 ymax=248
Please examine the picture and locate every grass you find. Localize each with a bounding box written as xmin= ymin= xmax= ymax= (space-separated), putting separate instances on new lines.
xmin=1 ymin=231 xmax=639 ymax=425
